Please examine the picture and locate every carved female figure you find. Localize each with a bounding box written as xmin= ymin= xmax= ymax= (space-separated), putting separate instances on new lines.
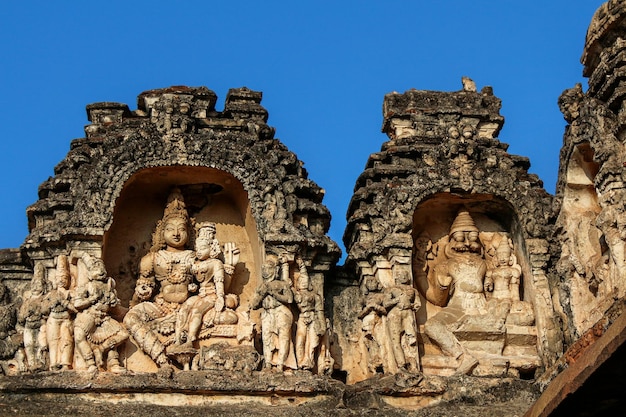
xmin=485 ymin=237 xmax=521 ymax=302
xmin=175 ymin=222 xmax=234 ymax=346
xmin=293 ymin=257 xmax=325 ymax=371
xmin=44 ymin=255 xmax=75 ymax=371
xmin=485 ymin=235 xmax=534 ymax=326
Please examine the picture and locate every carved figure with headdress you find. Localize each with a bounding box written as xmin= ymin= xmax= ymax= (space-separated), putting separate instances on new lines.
xmin=423 ymin=209 xmax=488 ymax=375
xmin=123 ymin=188 xmax=196 ymax=367
xmin=73 ymin=253 xmax=128 ymax=373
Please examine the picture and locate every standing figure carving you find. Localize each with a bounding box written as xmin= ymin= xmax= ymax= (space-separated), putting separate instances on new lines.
xmin=123 ymin=188 xmax=196 ymax=368
xmin=383 ymin=271 xmax=421 ymax=373
xmin=18 ymin=264 xmax=48 ymax=372
xmin=0 ymin=280 xmax=21 ymax=374
xmin=485 ymin=234 xmax=534 ymax=326
xmin=358 ymin=276 xmax=394 ymax=374
xmin=251 ymin=255 xmax=294 ymax=371
xmin=44 ymin=255 xmax=75 ymax=371
xmin=73 ymin=253 xmax=128 ymax=373
xmin=423 ymin=210 xmax=508 ymax=375
xmin=293 ymin=257 xmax=325 ymax=371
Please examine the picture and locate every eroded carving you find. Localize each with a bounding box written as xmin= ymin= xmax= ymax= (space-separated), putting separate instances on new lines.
xmin=44 ymin=255 xmax=74 ymax=371
xmin=251 ymin=255 xmax=295 ymax=371
xmin=151 ymin=94 xmax=194 ymax=134
xmin=73 ymin=253 xmax=128 ymax=373
xmin=124 ymin=188 xmax=198 ymax=368
xmin=383 ymin=270 xmax=421 ymax=373
xmin=18 ymin=264 xmax=48 ymax=372
xmin=358 ymin=276 xmax=394 ymax=375
xmin=0 ymin=280 xmax=22 ymax=374
xmin=423 ymin=210 xmax=509 ymax=375
xmin=293 ymin=257 xmax=325 ymax=371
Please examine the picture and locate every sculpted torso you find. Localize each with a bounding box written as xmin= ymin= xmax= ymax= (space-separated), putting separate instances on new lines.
xmin=444 ymin=254 xmax=486 ymax=303
xmin=150 ymin=250 xmax=194 ymax=303
xmin=489 ymin=266 xmax=519 ymax=299
xmin=139 ymin=217 xmax=195 ymax=304
xmin=387 ymin=284 xmax=419 ymax=310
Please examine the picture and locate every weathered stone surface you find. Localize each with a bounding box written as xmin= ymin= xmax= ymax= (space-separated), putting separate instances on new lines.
xmin=0 ymin=371 xmax=540 ymax=417
xmin=336 ymin=80 xmax=561 ymax=386
xmin=3 ymin=2 xmax=626 ymax=415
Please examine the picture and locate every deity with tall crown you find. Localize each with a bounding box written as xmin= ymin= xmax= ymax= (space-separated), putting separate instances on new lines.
xmin=123 ymin=188 xmax=197 ymax=368
xmin=423 ymin=209 xmax=490 ymax=375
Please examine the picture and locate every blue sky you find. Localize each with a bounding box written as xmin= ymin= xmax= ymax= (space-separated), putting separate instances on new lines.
xmin=0 ymin=1 xmax=605 ymax=259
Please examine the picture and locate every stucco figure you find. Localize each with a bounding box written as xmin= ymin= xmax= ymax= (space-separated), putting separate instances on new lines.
xmin=176 ymin=221 xmax=240 ymax=346
xmin=358 ymin=276 xmax=395 ymax=375
xmin=293 ymin=257 xmax=325 ymax=371
xmin=423 ymin=210 xmax=507 ymax=375
xmin=124 ymin=188 xmax=196 ymax=367
xmin=383 ymin=270 xmax=421 ymax=373
xmin=73 ymin=253 xmax=128 ymax=373
xmin=18 ymin=264 xmax=48 ymax=372
xmin=44 ymin=255 xmax=74 ymax=371
xmin=251 ymin=255 xmax=295 ymax=371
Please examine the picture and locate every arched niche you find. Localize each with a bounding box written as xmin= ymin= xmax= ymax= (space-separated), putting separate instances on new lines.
xmin=559 ymin=142 xmax=612 ymax=333
xmin=564 ymin=142 xmax=600 ymax=211
xmin=411 ymin=192 xmax=532 ymax=324
xmin=102 ymin=166 xmax=261 ymax=309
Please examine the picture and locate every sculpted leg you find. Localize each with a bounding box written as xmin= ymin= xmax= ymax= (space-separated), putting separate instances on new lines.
xmin=74 ymin=326 xmax=97 ymax=372
xmin=276 ymin=306 xmax=293 ymax=369
xmin=295 ymin=321 xmax=307 ymax=368
xmin=424 ymin=316 xmax=478 ymax=375
xmin=59 ymin=319 xmax=74 ymax=369
xmin=424 ymin=317 xmax=463 ymax=358
xmin=188 ymin=299 xmax=214 ymax=343
xmin=261 ymin=312 xmax=273 ymax=369
xmin=46 ymin=320 xmax=60 ymax=369
xmin=401 ymin=311 xmax=420 ymax=372
xmin=123 ymin=304 xmax=168 ymax=365
xmin=306 ymin=326 xmax=320 ymax=370
xmin=388 ymin=310 xmax=408 ymax=369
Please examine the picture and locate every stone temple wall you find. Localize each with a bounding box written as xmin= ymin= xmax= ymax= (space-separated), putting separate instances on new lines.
xmin=1 ymin=2 xmax=626 ymax=416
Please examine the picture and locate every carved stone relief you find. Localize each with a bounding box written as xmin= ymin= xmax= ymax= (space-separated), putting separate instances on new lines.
xmin=413 ymin=206 xmax=541 ymax=378
xmin=73 ymin=253 xmax=128 ymax=373
xmin=44 ymin=255 xmax=73 ymax=371
xmin=123 ymin=188 xmax=255 ymax=371
xmin=18 ymin=264 xmax=48 ymax=372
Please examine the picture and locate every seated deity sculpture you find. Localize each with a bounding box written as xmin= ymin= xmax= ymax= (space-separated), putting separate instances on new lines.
xmin=175 ymin=221 xmax=240 ymax=347
xmin=383 ymin=270 xmax=421 ymax=373
xmin=125 ymin=188 xmax=250 ymax=371
xmin=18 ymin=265 xmax=48 ymax=372
xmin=44 ymin=255 xmax=74 ymax=371
xmin=251 ymin=255 xmax=295 ymax=371
xmin=73 ymin=253 xmax=128 ymax=373
xmin=123 ymin=188 xmax=197 ymax=368
xmin=423 ymin=209 xmax=509 ymax=375
xmin=293 ymin=257 xmax=325 ymax=371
